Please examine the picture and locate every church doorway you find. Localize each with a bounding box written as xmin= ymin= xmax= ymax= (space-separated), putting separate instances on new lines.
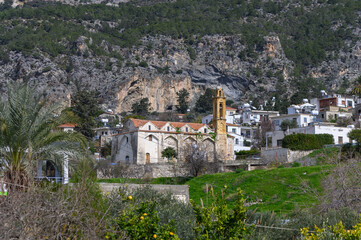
xmin=146 ymin=153 xmax=150 ymax=164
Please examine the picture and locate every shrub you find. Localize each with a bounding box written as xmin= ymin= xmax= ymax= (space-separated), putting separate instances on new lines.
xmin=108 ymin=186 xmax=196 ymax=240
xmin=139 ymin=61 xmax=148 ymax=67
xmin=282 ymin=134 xmax=334 ymax=150
xmin=192 ymin=187 xmax=253 ymax=239
xmin=235 ymin=149 xmax=260 ymax=159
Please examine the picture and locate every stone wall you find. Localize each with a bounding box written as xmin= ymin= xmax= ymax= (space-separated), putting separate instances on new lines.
xmin=261 ymin=148 xmax=313 ymax=163
xmin=97 ymin=162 xmax=221 ymax=179
xmin=98 ymin=183 xmax=190 ymax=202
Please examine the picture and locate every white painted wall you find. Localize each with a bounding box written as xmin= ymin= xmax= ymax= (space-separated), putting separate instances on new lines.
xmin=266 ymin=125 xmax=354 ymax=147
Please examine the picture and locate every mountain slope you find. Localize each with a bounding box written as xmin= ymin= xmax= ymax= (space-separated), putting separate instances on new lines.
xmin=0 ymin=0 xmax=360 ymax=112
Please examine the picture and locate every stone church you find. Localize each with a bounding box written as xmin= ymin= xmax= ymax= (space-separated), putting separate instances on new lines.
xmin=111 ymin=88 xmax=234 ymax=164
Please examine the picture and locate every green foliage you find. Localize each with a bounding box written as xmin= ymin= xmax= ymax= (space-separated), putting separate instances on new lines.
xmin=282 ymin=134 xmax=334 ymax=150
xmin=139 ymin=60 xmax=148 ymax=67
xmin=280 ymin=119 xmax=298 ymax=131
xmin=292 ymin=162 xmax=301 ymax=167
xmin=101 ymin=141 xmax=112 ymax=157
xmin=110 ymin=200 xmax=180 ymax=240
xmin=187 ymin=165 xmax=332 ymax=212
xmin=192 ymin=187 xmax=253 ymax=240
xmin=0 ymin=82 xmax=86 ymax=187
xmin=235 ymin=149 xmax=260 ymax=159
xmin=195 ymin=88 xmax=214 ymax=114
xmin=348 ymin=129 xmax=361 ymax=145
xmin=176 ymin=88 xmax=189 ymax=114
xmin=108 ymin=186 xmax=195 ymax=239
xmin=71 ymin=89 xmax=101 ymax=139
xmin=132 ymin=98 xmax=151 ymax=116
xmin=161 ymin=147 xmax=177 ymax=161
xmin=187 ymin=46 xmax=197 ymax=60
xmin=0 ymin=0 xmax=357 ymax=81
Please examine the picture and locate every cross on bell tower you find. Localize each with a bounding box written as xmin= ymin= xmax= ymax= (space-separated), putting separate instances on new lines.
xmin=212 ymin=88 xmax=227 ymax=134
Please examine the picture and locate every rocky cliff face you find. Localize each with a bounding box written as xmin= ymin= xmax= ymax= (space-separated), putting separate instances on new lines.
xmin=0 ymin=32 xmax=360 ymax=113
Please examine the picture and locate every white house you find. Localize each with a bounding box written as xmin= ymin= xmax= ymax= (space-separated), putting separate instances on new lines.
xmin=58 ymin=123 xmax=76 ymax=132
xmin=226 ymin=123 xmax=251 ymax=151
xmin=271 ymin=113 xmax=316 ymax=131
xmin=287 ymin=102 xmax=318 ymax=115
xmin=242 ymin=109 xmax=279 ymax=125
xmin=266 ymin=123 xmax=354 ymax=148
xmin=311 ymin=93 xmax=355 ymax=112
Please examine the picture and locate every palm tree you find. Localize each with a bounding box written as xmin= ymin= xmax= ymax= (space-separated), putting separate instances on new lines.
xmin=0 ymin=83 xmax=86 ymax=189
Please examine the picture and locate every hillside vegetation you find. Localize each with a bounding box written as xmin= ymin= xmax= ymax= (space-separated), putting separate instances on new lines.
xmin=0 ymin=0 xmax=359 ymax=71
xmin=99 ymin=165 xmax=333 ymax=213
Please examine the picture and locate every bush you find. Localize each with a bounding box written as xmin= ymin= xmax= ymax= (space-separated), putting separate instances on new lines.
xmin=139 ymin=61 xmax=148 ymax=67
xmin=108 ymin=186 xmax=196 ymax=240
xmin=282 ymin=134 xmax=334 ymax=150
xmin=235 ymin=149 xmax=260 ymax=159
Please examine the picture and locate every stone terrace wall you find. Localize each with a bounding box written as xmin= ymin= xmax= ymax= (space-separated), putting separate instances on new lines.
xmin=261 ymin=148 xmax=313 ymax=163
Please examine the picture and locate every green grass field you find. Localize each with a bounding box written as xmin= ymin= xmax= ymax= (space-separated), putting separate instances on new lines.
xmin=98 ymin=165 xmax=333 ymax=214
xmin=187 ymin=165 xmax=332 ymax=213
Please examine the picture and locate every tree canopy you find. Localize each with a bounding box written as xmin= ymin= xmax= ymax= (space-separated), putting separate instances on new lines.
xmin=176 ymin=88 xmax=189 ymax=114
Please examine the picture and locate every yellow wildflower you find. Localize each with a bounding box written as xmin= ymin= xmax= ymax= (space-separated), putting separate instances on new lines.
xmin=153 ymin=234 xmax=157 ymax=238
xmin=143 ymin=213 xmax=147 ymax=216
xmin=128 ymin=196 xmax=133 ymax=200
xmin=169 ymin=232 xmax=174 ymax=236
xmin=140 ymin=216 xmax=144 ymax=220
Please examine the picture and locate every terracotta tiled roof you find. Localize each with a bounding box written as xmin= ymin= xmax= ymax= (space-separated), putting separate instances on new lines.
xmin=226 ymin=106 xmax=237 ymax=110
xmin=130 ymin=118 xmax=206 ymax=131
xmin=58 ymin=123 xmax=76 ymax=128
xmin=131 ymin=119 xmax=149 ymax=128
xmin=188 ymin=123 xmax=206 ymax=130
xmin=170 ymin=122 xmax=186 ymax=129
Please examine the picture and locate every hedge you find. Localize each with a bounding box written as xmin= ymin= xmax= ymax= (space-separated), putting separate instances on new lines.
xmin=282 ymin=133 xmax=334 ymax=150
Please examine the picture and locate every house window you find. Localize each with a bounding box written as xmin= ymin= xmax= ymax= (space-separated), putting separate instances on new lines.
xmin=348 ymin=100 xmax=352 ymax=107
xmin=167 ymin=126 xmax=170 ymax=131
xmin=186 ymin=127 xmax=189 ymax=132
xmin=105 ymin=132 xmax=108 ymax=135
xmin=277 ymin=140 xmax=282 ymax=147
xmin=275 ymin=120 xmax=280 ymax=126
xmin=125 ymin=156 xmax=130 ymax=163
xmin=148 ymin=125 xmax=151 ymax=130
xmin=204 ymin=128 xmax=207 ymax=133
xmin=232 ymin=128 xmax=236 ymax=133
xmin=304 ymin=117 xmax=307 ymax=123
xmin=321 ymin=114 xmax=325 ymax=119
xmin=126 ymin=137 xmax=128 ymax=143
xmin=235 ymin=139 xmax=239 ymax=145
xmin=149 ymin=135 xmax=152 ymax=141
xmin=206 ymin=119 xmax=209 ymax=123
xmin=338 ymin=136 xmax=343 ymax=144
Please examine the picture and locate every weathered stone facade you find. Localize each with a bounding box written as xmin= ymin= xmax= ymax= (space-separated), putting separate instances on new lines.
xmin=110 ymin=88 xmax=234 ymax=177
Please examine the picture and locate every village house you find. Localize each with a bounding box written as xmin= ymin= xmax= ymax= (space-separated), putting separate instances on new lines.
xmin=265 ymin=123 xmax=354 ymax=148
xmin=270 ymin=113 xmax=317 ymax=131
xmin=58 ymin=123 xmax=76 ymax=132
xmin=226 ymin=123 xmax=251 ymax=151
xmin=112 ymin=88 xmax=234 ymax=164
xmin=310 ymin=93 xmax=355 ymax=112
xmin=242 ymin=107 xmax=279 ymax=125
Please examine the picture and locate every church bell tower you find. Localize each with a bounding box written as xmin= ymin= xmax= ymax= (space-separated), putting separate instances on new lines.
xmin=212 ymin=88 xmax=232 ymax=161
xmin=212 ymin=88 xmax=227 ymax=134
